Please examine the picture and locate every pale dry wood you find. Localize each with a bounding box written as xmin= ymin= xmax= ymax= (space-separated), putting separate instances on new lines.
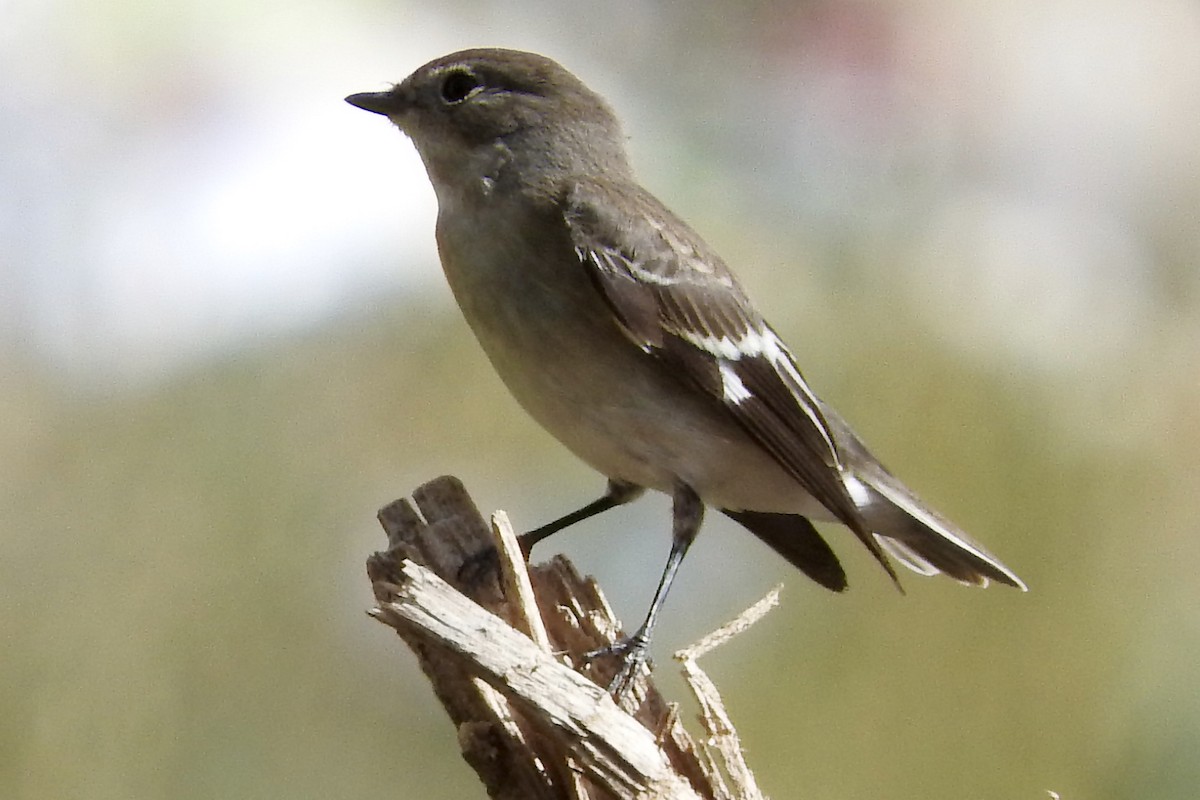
xmin=491 ymin=510 xmax=553 ymax=652
xmin=674 ymin=588 xmax=782 ymax=800
xmin=367 ymin=475 xmax=773 ymax=800
xmin=372 ymin=560 xmax=702 ymax=799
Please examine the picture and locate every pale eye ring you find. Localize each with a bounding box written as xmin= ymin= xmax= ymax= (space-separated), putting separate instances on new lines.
xmin=440 ymin=69 xmax=482 ymax=104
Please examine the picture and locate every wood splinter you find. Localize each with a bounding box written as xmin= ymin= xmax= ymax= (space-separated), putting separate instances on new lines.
xmin=366 ymin=475 xmax=778 ymax=800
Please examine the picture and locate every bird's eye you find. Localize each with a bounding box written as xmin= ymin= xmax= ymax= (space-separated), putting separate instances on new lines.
xmin=440 ymin=69 xmax=482 ymax=104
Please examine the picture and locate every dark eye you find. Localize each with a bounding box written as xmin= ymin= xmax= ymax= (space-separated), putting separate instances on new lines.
xmin=440 ymin=69 xmax=482 ymax=104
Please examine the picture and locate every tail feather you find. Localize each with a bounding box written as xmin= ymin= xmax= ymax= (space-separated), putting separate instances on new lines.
xmin=722 ymin=509 xmax=848 ymax=592
xmin=724 ymin=398 xmax=1026 ymax=592
xmin=821 ymin=401 xmax=1027 ymax=591
xmin=852 ymin=466 xmax=1027 ymax=590
xmin=874 ymin=536 xmax=941 ymax=578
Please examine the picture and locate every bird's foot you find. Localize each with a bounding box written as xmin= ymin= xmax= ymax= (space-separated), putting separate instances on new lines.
xmin=584 ymin=629 xmax=652 ymax=700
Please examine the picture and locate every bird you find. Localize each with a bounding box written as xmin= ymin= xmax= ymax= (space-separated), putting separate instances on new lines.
xmin=346 ymin=48 xmax=1025 ymax=694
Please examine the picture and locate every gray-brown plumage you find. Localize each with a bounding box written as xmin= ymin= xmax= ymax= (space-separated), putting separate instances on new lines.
xmin=347 ymin=48 xmax=1025 ymax=691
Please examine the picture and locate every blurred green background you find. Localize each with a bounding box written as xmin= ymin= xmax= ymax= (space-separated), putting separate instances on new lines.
xmin=4 ymin=1 xmax=1199 ymax=798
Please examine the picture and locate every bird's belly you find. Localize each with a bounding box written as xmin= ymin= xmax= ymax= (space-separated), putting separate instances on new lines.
xmin=480 ymin=309 xmax=828 ymax=517
xmin=438 ymin=211 xmax=828 ymax=518
xmin=539 ymin=387 xmax=831 ymax=519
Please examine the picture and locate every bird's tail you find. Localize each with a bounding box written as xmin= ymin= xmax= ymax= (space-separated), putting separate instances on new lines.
xmin=722 ymin=509 xmax=848 ymax=592
xmin=848 ymin=463 xmax=1026 ymax=590
xmin=822 ymin=403 xmax=1027 ymax=591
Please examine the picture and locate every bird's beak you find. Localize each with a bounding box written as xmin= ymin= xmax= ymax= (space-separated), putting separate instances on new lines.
xmin=345 ymin=89 xmax=407 ymax=116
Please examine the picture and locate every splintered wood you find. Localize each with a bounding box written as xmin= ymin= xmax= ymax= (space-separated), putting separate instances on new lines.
xmin=366 ymin=475 xmax=774 ymax=800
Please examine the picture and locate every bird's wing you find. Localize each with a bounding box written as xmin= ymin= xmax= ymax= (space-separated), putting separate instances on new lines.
xmin=565 ymin=180 xmax=899 ymax=585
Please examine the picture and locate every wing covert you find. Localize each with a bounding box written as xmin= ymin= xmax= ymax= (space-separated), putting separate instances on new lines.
xmin=565 ymin=180 xmax=898 ymax=584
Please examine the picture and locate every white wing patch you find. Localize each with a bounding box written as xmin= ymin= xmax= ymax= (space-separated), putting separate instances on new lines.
xmin=844 ymin=474 xmax=871 ymax=507
xmin=718 ymin=360 xmax=752 ymax=404
xmin=679 ymin=328 xmax=773 ymax=360
xmin=682 ymin=326 xmax=844 ymax=472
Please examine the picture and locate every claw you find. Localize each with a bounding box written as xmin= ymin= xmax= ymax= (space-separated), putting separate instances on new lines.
xmin=585 ymin=629 xmax=652 ymax=699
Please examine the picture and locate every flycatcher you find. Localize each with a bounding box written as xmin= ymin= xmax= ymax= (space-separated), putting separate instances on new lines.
xmin=347 ymin=48 xmax=1025 ymax=692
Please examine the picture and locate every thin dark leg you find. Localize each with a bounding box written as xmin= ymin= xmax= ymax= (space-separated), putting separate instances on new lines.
xmin=458 ymin=479 xmax=642 ymax=584
xmin=589 ymin=482 xmax=704 ymax=698
xmin=518 ymin=478 xmax=644 ymax=556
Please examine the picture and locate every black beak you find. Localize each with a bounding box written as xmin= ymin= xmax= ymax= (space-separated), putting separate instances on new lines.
xmin=345 ymin=89 xmax=405 ymax=116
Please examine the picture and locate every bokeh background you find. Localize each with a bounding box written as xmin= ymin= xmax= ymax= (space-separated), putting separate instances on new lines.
xmin=4 ymin=1 xmax=1199 ymax=798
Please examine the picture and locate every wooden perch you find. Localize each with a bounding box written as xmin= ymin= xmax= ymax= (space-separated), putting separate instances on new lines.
xmin=366 ymin=476 xmax=774 ymax=800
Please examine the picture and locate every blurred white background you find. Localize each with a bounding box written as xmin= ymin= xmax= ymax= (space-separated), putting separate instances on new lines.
xmin=3 ymin=2 xmax=1198 ymax=799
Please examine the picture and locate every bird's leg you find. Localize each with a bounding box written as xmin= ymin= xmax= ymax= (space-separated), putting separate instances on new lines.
xmin=518 ymin=478 xmax=644 ymax=557
xmin=457 ymin=479 xmax=642 ymax=584
xmin=587 ymin=482 xmax=704 ymax=698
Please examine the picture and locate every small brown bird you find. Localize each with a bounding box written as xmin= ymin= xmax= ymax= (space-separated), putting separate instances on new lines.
xmin=347 ymin=48 xmax=1025 ymax=693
